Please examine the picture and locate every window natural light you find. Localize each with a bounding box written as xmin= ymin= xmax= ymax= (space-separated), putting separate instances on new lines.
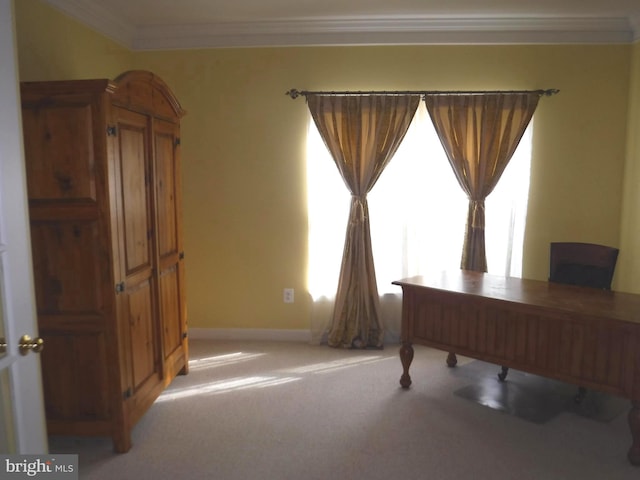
xmin=306 ymin=101 xmax=533 ymax=299
xmin=187 ymin=352 xmax=266 ymax=371
xmin=156 ymin=376 xmax=301 ymax=402
xmin=155 ymin=353 xmax=393 ymax=402
xmin=285 ymin=355 xmax=391 ymax=374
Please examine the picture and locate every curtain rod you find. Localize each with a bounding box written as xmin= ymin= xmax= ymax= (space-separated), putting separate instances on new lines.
xmin=286 ymin=88 xmax=559 ymax=99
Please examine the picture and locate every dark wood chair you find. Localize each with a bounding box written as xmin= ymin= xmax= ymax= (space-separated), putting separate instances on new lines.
xmin=548 ymin=242 xmax=619 ymax=290
xmin=498 ymin=242 xmax=620 ymax=401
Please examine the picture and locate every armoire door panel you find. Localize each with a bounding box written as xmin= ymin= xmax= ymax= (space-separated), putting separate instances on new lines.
xmin=40 ymin=331 xmax=110 ymax=421
xmin=154 ymin=120 xmax=179 ymax=258
xmin=125 ymin=278 xmax=159 ymax=391
xmin=116 ymin=109 xmax=153 ymax=274
xmin=159 ymin=265 xmax=181 ymax=356
xmin=21 ymin=100 xmax=98 ymax=202
xmin=30 ymin=220 xmax=105 ymax=314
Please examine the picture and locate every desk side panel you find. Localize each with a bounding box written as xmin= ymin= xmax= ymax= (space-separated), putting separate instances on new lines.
xmin=404 ymin=286 xmax=636 ymax=398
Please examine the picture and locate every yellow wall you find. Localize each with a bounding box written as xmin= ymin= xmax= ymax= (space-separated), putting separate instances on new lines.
xmin=619 ymin=40 xmax=640 ymax=293
xmin=15 ymin=0 xmax=132 ymax=81
xmin=14 ymin=0 xmax=637 ymax=332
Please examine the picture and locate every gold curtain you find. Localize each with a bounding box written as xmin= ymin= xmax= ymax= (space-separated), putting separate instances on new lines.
xmin=307 ymin=94 xmax=420 ymax=348
xmin=424 ymin=93 xmax=540 ymax=272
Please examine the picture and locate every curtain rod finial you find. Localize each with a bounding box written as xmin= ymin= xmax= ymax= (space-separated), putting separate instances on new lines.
xmin=544 ymin=89 xmax=560 ymax=96
xmin=286 ymin=89 xmax=301 ymax=99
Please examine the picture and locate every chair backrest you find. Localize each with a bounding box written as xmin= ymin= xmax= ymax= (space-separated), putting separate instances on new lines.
xmin=549 ymin=242 xmax=619 ymax=290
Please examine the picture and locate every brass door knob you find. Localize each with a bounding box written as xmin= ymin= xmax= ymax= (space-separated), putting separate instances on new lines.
xmin=19 ymin=334 xmax=44 ymax=356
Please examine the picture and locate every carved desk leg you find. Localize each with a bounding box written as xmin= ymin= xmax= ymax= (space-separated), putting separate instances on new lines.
xmin=446 ymin=352 xmax=457 ymax=367
xmin=628 ymin=402 xmax=640 ymax=466
xmin=400 ymin=342 xmax=414 ymax=388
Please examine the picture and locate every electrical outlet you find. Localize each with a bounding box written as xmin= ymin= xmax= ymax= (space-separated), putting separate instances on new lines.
xmin=283 ymin=288 xmax=294 ymax=303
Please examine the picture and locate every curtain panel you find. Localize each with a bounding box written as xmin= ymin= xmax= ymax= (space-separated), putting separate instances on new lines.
xmin=306 ymin=94 xmax=420 ymax=348
xmin=424 ymin=93 xmax=540 ymax=272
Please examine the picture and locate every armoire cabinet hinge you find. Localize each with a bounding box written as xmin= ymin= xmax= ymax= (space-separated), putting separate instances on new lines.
xmin=115 ymin=282 xmax=125 ymax=293
xmin=182 ymin=332 xmax=188 ymax=339
xmin=175 ymin=138 xmax=181 ymax=147
xmin=179 ymin=251 xmax=185 ymax=260
xmin=107 ymin=126 xmax=117 ymax=136
xmin=123 ymin=388 xmax=132 ymax=399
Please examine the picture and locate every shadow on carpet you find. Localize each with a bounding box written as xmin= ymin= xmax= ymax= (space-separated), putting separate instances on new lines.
xmin=450 ymin=360 xmax=627 ymax=424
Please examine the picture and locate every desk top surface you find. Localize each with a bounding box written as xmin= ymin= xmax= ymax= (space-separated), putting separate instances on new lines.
xmin=393 ymin=270 xmax=640 ymax=325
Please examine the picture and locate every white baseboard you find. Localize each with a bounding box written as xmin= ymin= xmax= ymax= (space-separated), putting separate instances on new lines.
xmin=188 ymin=328 xmax=399 ymax=345
xmin=188 ymin=328 xmax=311 ymax=343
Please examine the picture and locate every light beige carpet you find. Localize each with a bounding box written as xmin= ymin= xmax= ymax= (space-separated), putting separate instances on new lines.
xmin=49 ymin=339 xmax=639 ymax=480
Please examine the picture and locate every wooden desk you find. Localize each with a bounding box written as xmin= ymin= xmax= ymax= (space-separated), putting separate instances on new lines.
xmin=393 ymin=270 xmax=640 ymax=466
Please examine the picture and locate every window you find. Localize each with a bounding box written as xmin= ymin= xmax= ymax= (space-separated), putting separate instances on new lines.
xmin=306 ymin=102 xmax=532 ymax=300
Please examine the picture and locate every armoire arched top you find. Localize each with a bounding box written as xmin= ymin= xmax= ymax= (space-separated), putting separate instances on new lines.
xmin=112 ymin=70 xmax=186 ymax=121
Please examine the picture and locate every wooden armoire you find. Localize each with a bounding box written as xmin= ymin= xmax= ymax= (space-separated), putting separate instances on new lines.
xmin=20 ymin=70 xmax=189 ymax=453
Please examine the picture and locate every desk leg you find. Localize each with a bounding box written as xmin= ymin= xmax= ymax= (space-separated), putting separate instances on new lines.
xmin=447 ymin=352 xmax=457 ymax=367
xmin=400 ymin=342 xmax=414 ymax=388
xmin=628 ymin=402 xmax=640 ymax=466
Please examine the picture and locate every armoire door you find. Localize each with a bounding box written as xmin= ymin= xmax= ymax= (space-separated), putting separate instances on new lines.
xmin=153 ymin=118 xmax=188 ymax=380
xmin=114 ymin=106 xmax=162 ymax=404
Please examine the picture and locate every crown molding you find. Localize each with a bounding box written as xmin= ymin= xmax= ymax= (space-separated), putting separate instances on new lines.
xmin=133 ymin=17 xmax=636 ymax=50
xmin=44 ymin=1 xmax=637 ymax=50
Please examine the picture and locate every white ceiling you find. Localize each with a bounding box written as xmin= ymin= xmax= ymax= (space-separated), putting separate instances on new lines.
xmin=45 ymin=0 xmax=640 ymax=50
